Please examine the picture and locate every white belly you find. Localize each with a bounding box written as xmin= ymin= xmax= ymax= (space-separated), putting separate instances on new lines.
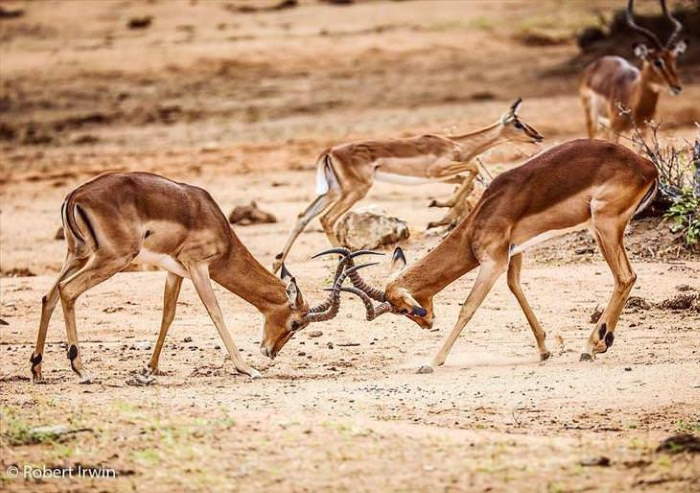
xmin=133 ymin=249 xmax=189 ymax=278
xmin=374 ymin=171 xmax=436 ymax=185
xmin=510 ymin=222 xmax=590 ymax=256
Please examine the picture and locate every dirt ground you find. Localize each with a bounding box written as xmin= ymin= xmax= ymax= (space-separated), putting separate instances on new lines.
xmin=1 ymin=1 xmax=699 ymax=492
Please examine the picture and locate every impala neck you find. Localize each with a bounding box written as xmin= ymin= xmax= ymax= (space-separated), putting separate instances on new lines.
xmin=448 ymin=121 xmax=506 ymax=161
xmin=633 ymin=64 xmax=660 ymax=119
xmin=211 ymin=234 xmax=288 ymax=314
xmin=395 ymin=225 xmax=478 ymax=299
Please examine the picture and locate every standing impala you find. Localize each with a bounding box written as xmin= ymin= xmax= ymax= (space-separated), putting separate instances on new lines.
xmin=580 ymin=0 xmax=685 ymax=142
xmin=272 ymin=99 xmax=543 ymax=273
xmin=338 ymin=139 xmax=658 ymax=373
xmin=30 ymin=172 xmax=352 ymax=382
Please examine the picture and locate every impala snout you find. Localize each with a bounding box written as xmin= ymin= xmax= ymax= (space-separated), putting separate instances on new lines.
xmin=670 ymin=84 xmax=682 ymax=95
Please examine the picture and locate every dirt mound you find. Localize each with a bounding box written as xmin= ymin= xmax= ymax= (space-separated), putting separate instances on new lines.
xmin=658 ymin=293 xmax=700 ymax=312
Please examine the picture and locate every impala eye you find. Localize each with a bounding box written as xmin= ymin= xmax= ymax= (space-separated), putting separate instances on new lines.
xmin=514 ymin=122 xmax=523 ymax=129
xmin=653 ymin=59 xmax=663 ymax=68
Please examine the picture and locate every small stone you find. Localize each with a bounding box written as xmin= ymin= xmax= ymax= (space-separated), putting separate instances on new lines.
xmin=183 ymin=336 xmax=192 ymax=343
xmin=308 ymin=330 xmax=323 ymax=338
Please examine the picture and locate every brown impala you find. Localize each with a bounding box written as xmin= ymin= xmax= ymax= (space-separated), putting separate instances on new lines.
xmin=30 ymin=172 xmax=364 ymax=382
xmin=580 ymin=0 xmax=686 ymax=142
xmin=272 ymin=99 xmax=542 ymax=273
xmin=336 ymin=139 xmax=658 ymax=373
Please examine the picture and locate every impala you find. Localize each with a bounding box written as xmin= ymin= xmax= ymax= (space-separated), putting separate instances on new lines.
xmin=580 ymin=0 xmax=685 ymax=141
xmin=337 ymin=139 xmax=658 ymax=373
xmin=272 ymin=99 xmax=543 ymax=273
xmin=30 ymin=172 xmax=355 ymax=382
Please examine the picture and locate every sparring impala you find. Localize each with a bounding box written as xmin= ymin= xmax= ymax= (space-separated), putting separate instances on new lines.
xmin=30 ymin=172 xmax=355 ymax=382
xmin=272 ymin=99 xmax=543 ymax=273
xmin=336 ymin=139 xmax=658 ymax=373
xmin=580 ymin=0 xmax=685 ymax=142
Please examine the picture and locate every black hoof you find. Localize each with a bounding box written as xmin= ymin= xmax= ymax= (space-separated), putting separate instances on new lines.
xmin=580 ymin=353 xmax=593 ymax=362
xmin=605 ymin=332 xmax=614 ymax=348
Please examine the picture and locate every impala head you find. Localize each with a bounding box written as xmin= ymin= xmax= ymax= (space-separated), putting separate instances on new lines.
xmin=259 ymin=258 xmax=351 ymax=359
xmin=628 ymin=0 xmax=686 ymax=95
xmin=332 ymin=247 xmax=436 ymax=330
xmin=499 ymin=98 xmax=543 ymax=144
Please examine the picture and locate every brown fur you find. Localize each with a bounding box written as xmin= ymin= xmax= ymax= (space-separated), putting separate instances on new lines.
xmin=368 ymin=140 xmax=658 ymax=369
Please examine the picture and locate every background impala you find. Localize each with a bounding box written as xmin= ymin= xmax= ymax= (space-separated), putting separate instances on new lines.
xmin=1 ymin=1 xmax=698 ymax=491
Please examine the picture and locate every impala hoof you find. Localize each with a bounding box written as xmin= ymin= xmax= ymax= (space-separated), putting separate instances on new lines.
xmin=579 ymin=353 xmax=593 ymax=362
xmin=416 ymin=365 xmax=434 ymax=374
xmin=248 ymin=369 xmax=262 ymax=380
xmin=78 ymin=373 xmax=95 ymax=384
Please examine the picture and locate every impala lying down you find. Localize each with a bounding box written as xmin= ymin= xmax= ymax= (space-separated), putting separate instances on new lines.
xmin=336 ymin=139 xmax=658 ymax=373
xmin=30 ymin=172 xmax=355 ymax=382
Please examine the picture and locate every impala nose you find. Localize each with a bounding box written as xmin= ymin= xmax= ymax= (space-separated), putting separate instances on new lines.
xmin=671 ymin=85 xmax=682 ymax=95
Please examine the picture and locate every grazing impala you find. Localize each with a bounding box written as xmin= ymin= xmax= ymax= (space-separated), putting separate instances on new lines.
xmin=30 ymin=172 xmax=352 ymax=382
xmin=272 ymin=99 xmax=543 ymax=273
xmin=580 ymin=0 xmax=685 ymax=141
xmin=337 ymin=139 xmax=658 ymax=373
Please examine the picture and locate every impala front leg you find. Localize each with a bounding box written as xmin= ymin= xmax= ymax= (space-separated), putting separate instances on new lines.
xmin=418 ymin=259 xmax=506 ymax=373
xmin=189 ymin=263 xmax=261 ymax=379
xmin=146 ymin=272 xmax=183 ymax=375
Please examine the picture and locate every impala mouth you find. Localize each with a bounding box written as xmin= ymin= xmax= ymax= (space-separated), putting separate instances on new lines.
xmin=669 ymin=85 xmax=682 ymax=95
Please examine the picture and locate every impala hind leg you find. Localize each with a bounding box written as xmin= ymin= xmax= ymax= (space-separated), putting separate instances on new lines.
xmin=146 ymin=272 xmax=183 ymax=375
xmin=581 ymin=92 xmax=596 ymax=139
xmin=319 ymin=187 xmax=370 ymax=246
xmin=272 ymin=192 xmax=337 ymax=273
xmin=57 ymin=252 xmax=136 ymax=382
xmin=30 ymin=254 xmax=84 ymax=382
xmin=507 ymin=254 xmax=550 ymax=360
xmin=188 ymin=263 xmax=260 ymax=379
xmin=427 ymin=173 xmax=477 ymax=230
xmin=581 ymin=218 xmax=636 ymax=361
xmin=418 ymin=258 xmax=507 ymax=373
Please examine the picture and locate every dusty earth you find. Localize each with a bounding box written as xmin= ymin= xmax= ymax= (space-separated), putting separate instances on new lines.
xmin=1 ymin=1 xmax=699 ymax=492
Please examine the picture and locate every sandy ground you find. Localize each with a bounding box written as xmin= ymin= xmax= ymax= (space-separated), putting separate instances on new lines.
xmin=1 ymin=1 xmax=699 ymax=492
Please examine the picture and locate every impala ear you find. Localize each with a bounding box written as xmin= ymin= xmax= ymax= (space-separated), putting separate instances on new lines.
xmin=510 ymin=97 xmax=522 ymax=115
xmin=280 ymin=263 xmax=293 ymax=281
xmin=390 ymin=247 xmax=407 ymax=275
xmin=633 ymin=42 xmax=649 ymax=59
xmin=672 ymin=39 xmax=687 ymax=56
xmin=285 ymin=276 xmax=303 ymax=310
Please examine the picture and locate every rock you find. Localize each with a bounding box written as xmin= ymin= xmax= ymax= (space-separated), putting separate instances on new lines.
xmin=659 ymin=293 xmax=699 ymax=311
xmin=228 ymin=201 xmax=277 ymax=226
xmin=127 ymin=16 xmax=152 ymax=30
xmin=589 ymin=305 xmax=603 ymax=324
xmin=626 ymin=296 xmax=651 ymax=310
xmin=335 ymin=207 xmax=409 ymax=250
xmin=580 ymin=456 xmax=611 ymax=467
xmin=308 ymin=330 xmax=323 ymax=338
xmin=656 ymin=433 xmax=700 ymax=454
xmin=55 ymin=226 xmax=65 ymax=240
xmin=183 ymin=336 xmax=192 ymax=343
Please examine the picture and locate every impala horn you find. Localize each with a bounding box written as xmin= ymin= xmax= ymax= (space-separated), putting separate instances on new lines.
xmin=335 ymin=286 xmax=394 ymax=321
xmin=301 ymin=262 xmax=376 ymax=324
xmin=626 ymin=0 xmax=663 ymax=50
xmin=659 ymin=0 xmax=683 ymax=48
xmin=312 ymin=248 xmax=387 ymax=302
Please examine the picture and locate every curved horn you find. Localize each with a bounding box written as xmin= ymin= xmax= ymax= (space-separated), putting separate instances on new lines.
xmin=659 ymin=0 xmax=683 ymax=48
xmin=307 ymin=249 xmax=384 ymax=313
xmin=313 ymin=248 xmax=387 ymax=302
xmin=302 ymin=263 xmax=376 ymax=323
xmin=337 ymin=286 xmax=394 ymax=321
xmin=627 ymin=0 xmax=663 ymax=49
xmin=510 ymin=97 xmax=523 ymax=115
